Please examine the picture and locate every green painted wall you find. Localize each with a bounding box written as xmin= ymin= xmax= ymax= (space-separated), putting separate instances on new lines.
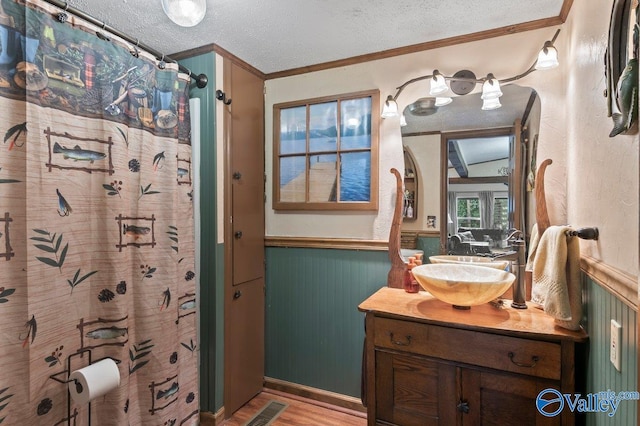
xmin=179 ymin=53 xmax=224 ymax=413
xmin=265 ymin=247 xmax=389 ymax=397
xmin=584 ymin=277 xmax=637 ymax=425
xmin=416 ymin=235 xmax=441 ymax=261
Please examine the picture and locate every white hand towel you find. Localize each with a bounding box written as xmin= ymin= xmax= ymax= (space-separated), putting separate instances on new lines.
xmin=525 ymin=223 xmax=539 ymax=273
xmin=531 ymin=225 xmax=582 ymax=331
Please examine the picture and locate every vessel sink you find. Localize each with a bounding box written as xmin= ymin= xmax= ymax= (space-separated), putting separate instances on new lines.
xmin=411 ymin=263 xmax=515 ymax=308
xmin=429 ymin=255 xmax=509 ymax=270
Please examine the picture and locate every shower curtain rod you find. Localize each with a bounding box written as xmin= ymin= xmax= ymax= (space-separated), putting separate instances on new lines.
xmin=41 ymin=0 xmax=208 ymax=88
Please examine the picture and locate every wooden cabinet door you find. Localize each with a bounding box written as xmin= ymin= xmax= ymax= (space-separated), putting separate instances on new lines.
xmin=229 ymin=61 xmax=265 ymax=287
xmin=375 ymin=350 xmax=458 ymax=426
xmin=462 ymin=368 xmax=562 ymax=425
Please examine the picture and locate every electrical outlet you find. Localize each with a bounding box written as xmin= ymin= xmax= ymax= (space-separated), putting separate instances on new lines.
xmin=610 ymin=319 xmax=622 ymax=371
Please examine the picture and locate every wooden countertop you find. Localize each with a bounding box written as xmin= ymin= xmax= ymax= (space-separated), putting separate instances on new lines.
xmin=358 ymin=287 xmax=588 ymax=342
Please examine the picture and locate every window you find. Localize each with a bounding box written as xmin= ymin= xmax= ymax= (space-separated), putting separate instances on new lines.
xmin=273 ymin=90 xmax=379 ymax=210
xmin=456 ymin=196 xmax=481 ymax=228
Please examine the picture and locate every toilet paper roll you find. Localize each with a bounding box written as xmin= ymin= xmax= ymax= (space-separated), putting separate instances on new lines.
xmin=69 ymin=358 xmax=120 ymax=404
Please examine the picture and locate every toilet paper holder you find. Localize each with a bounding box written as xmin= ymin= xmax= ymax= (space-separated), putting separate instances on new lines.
xmin=49 ymin=349 xmax=120 ymax=426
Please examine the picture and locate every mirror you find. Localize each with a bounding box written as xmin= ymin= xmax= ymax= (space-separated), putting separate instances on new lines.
xmin=400 ymin=84 xmax=541 ymax=255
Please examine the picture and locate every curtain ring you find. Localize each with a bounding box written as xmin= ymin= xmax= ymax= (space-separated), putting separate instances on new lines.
xmin=57 ymin=2 xmax=69 ymax=23
xmin=130 ymin=38 xmax=140 ymax=58
xmin=97 ymin=22 xmax=110 ymax=41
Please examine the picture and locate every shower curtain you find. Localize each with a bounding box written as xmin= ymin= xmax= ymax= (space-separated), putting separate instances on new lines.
xmin=0 ymin=1 xmax=198 ymax=424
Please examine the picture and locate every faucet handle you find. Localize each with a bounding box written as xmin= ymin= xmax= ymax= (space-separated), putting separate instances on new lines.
xmin=506 ymin=229 xmax=523 ymax=242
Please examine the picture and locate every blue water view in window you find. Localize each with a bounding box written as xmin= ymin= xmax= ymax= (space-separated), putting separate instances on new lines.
xmin=279 ymin=136 xmax=371 ymax=202
xmin=340 ymin=151 xmax=370 ymax=201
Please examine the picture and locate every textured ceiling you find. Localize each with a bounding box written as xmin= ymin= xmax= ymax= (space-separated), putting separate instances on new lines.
xmin=71 ymin=0 xmax=565 ymax=74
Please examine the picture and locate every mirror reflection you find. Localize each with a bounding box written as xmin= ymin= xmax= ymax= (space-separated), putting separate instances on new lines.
xmin=400 ymin=84 xmax=541 ymax=256
xmin=444 ymin=130 xmax=512 ymax=255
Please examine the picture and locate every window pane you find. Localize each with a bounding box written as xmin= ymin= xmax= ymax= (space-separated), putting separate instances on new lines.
xmin=493 ymin=197 xmax=509 ymax=229
xmin=309 ymin=154 xmax=337 ymax=202
xmin=309 ymin=102 xmax=337 ymax=153
xmin=280 ymin=106 xmax=307 ymax=155
xmin=279 ymin=155 xmax=306 ymax=202
xmin=341 ymin=98 xmax=372 ymax=150
xmin=456 ymin=197 xmax=481 ymax=229
xmin=340 ymin=151 xmax=371 ymax=201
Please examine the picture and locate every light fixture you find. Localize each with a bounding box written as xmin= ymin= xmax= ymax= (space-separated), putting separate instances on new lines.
xmin=162 ymin=0 xmax=206 ymax=27
xmin=408 ymin=97 xmax=438 ymax=116
xmin=381 ymin=29 xmax=560 ymax=118
xmin=381 ymin=95 xmax=399 ymax=118
xmin=481 ymin=73 xmax=502 ymax=100
xmin=535 ymin=41 xmax=559 ymax=70
xmin=429 ymin=70 xmax=448 ymax=96
xmin=481 ymin=97 xmax=502 ymax=111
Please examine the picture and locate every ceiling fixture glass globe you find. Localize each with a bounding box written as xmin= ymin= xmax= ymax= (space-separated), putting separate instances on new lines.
xmin=162 ymin=0 xmax=206 ymax=27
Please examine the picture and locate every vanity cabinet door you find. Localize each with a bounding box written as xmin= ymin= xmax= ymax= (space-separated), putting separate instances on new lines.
xmin=375 ymin=350 xmax=458 ymax=426
xmin=461 ymin=368 xmax=562 ymax=425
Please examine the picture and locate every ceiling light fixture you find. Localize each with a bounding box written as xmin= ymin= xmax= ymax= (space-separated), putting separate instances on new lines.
xmin=382 ymin=29 xmax=560 ymax=118
xmin=162 ymin=0 xmax=207 ymax=27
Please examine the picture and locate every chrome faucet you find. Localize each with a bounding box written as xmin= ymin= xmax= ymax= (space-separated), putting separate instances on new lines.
xmin=492 ymin=229 xmax=527 ymax=309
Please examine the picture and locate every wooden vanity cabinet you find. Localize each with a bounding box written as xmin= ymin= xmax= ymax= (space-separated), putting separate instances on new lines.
xmin=359 ymin=288 xmax=588 ymax=426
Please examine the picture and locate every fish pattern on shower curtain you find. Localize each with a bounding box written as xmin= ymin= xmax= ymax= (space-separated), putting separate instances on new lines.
xmin=0 ymin=0 xmax=199 ymax=424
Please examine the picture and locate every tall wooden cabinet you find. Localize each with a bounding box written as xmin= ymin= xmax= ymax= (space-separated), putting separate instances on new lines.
xmin=222 ymin=57 xmax=266 ymax=417
xmin=359 ymin=288 xmax=588 ymax=425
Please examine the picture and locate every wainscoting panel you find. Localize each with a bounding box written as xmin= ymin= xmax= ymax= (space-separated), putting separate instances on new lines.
xmin=416 ymin=235 xmax=442 ymax=260
xmin=265 ymin=247 xmax=389 ymax=398
xmin=584 ymin=276 xmax=637 ymax=425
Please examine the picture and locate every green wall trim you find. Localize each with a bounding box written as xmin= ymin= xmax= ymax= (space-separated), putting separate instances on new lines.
xmin=180 ymin=52 xmax=222 ymax=413
xmin=584 ymin=276 xmax=637 ymax=425
xmin=265 ymin=247 xmax=390 ymax=397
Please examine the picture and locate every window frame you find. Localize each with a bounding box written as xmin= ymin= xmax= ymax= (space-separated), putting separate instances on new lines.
xmin=272 ymin=89 xmax=379 ymax=211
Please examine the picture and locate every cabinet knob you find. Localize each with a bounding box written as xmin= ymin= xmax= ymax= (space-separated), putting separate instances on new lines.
xmin=508 ymin=352 xmax=539 ymax=368
xmin=233 ymin=171 xmax=242 ymax=180
xmin=457 ymin=400 xmax=470 ymax=413
xmin=389 ymin=333 xmax=411 ymax=346
xmin=233 ymin=290 xmax=242 ymax=300
xmin=234 ymin=231 xmax=243 ymax=239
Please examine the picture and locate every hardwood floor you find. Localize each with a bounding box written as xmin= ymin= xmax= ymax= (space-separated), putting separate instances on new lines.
xmin=221 ymin=390 xmax=367 ymax=425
